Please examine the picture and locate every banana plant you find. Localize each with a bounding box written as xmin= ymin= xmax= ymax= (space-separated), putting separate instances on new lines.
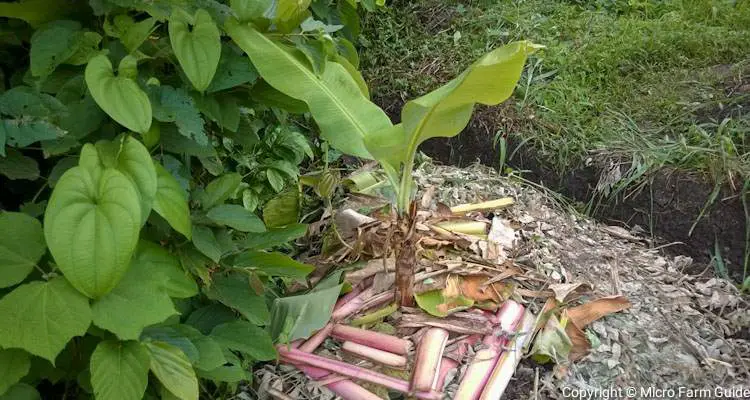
xmin=228 ymin=15 xmax=539 ymax=304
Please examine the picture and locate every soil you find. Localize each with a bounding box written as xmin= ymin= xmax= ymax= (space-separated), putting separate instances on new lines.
xmin=374 ymin=96 xmax=748 ymax=281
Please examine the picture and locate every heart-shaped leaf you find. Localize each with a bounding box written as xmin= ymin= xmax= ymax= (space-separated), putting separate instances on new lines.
xmin=169 ymin=9 xmax=221 ymax=92
xmin=44 ymin=144 xmax=141 ymax=298
xmin=0 ymin=277 xmax=91 ymax=362
xmin=85 ymin=54 xmax=152 ymax=134
xmin=90 ymin=341 xmax=150 ymax=400
xmin=146 ymin=341 xmax=198 ymax=400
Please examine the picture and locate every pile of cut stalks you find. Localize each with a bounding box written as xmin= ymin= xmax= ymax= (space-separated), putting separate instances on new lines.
xmin=270 ymin=198 xmax=630 ymax=400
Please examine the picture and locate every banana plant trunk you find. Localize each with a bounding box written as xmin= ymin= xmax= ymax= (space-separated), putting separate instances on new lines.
xmin=394 ymin=203 xmax=417 ymax=307
xmin=395 ymin=236 xmax=416 ymax=307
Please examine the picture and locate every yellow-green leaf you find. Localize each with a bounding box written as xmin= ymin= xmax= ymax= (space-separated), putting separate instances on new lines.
xmin=169 ymin=9 xmax=221 ymax=92
xmin=224 ymin=20 xmax=390 ymax=159
xmin=44 ymin=145 xmax=141 ymax=298
xmin=85 ymin=54 xmax=152 ymax=134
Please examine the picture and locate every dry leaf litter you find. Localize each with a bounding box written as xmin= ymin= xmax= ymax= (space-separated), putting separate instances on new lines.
xmin=254 ymin=162 xmax=749 ymax=399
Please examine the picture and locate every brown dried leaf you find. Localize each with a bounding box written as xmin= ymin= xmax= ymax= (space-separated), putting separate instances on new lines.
xmin=549 ymin=282 xmax=592 ymax=303
xmin=563 ymin=310 xmax=591 ymax=361
xmin=567 ymin=295 xmax=632 ymax=328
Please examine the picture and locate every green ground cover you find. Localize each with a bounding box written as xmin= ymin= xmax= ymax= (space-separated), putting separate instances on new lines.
xmin=361 ymin=0 xmax=750 ymax=198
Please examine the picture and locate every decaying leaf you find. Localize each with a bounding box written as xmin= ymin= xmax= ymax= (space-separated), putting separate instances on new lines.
xmin=563 ymin=310 xmax=591 ymax=361
xmin=549 ymin=282 xmax=592 ymax=303
xmin=567 ymin=295 xmax=631 ymax=328
xmin=530 ymin=314 xmax=572 ymax=364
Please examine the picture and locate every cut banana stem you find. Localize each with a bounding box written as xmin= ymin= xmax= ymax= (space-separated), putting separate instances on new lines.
xmin=333 ymin=324 xmax=411 ymax=355
xmin=450 ymin=198 xmax=514 ymax=214
xmin=479 ymin=311 xmax=536 ymax=400
xmin=435 ymin=221 xmax=489 ymax=235
xmin=411 ymin=328 xmax=450 ymax=392
xmin=342 ymin=341 xmax=408 ymax=368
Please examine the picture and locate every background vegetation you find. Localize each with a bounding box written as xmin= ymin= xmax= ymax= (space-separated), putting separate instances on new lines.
xmin=361 ymin=0 xmax=750 ymax=198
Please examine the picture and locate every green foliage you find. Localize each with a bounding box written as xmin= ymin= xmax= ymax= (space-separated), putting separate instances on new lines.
xmin=0 ymin=212 xmax=45 ymax=288
xmin=90 ymin=341 xmax=150 ymax=400
xmin=268 ymin=284 xmax=343 ymax=343
xmin=0 ymin=0 xmax=372 ymax=398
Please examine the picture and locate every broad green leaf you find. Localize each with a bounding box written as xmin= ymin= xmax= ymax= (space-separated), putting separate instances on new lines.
xmin=114 ymin=136 xmax=158 ymax=225
xmin=240 ymin=223 xmax=307 ymax=250
xmin=365 ymin=41 xmax=538 ymax=178
xmin=0 ymin=277 xmax=91 ymax=362
xmin=153 ymin=162 xmax=192 ymax=239
xmin=136 ymin=241 xmax=198 ymax=298
xmin=185 ymin=304 xmax=237 ymax=335
xmin=231 ymin=251 xmax=313 ymax=279
xmin=207 ymin=204 xmax=266 ymax=232
xmin=334 ymin=55 xmax=369 ymax=98
xmin=205 ymin=272 xmax=269 ymax=324
xmin=0 ymin=149 xmax=39 ymax=181
xmin=30 ymin=20 xmax=82 ymax=77
xmin=231 ymin=0 xmax=272 ymax=22
xmin=210 ymin=321 xmax=276 ymax=361
xmin=91 ymin=245 xmax=178 ymax=340
xmin=206 ymin=44 xmax=258 ymax=93
xmin=85 ymin=54 xmax=152 ymax=134
xmin=146 ymin=342 xmax=198 ymax=400
xmin=0 ymin=349 xmax=31 ymax=396
xmin=172 ymin=325 xmax=226 ymax=371
xmin=90 ymin=341 xmax=150 ymax=400
xmin=66 ymin=32 xmax=103 ymax=65
xmin=268 ymin=284 xmax=342 ymax=342
xmin=44 ymin=145 xmax=141 ymax=298
xmin=0 ymin=120 xmax=65 ymax=155
xmin=142 ymin=327 xmax=199 ymax=363
xmin=0 ymin=384 xmax=39 ymax=400
xmin=201 ymin=173 xmax=242 ymax=210
xmin=249 ymin=81 xmax=308 ymax=114
xmin=0 ymin=212 xmax=45 ymax=288
xmin=169 ymin=9 xmax=221 ymax=92
xmin=149 ymin=85 xmax=207 ymax=146
xmin=192 ymin=225 xmax=222 ymax=262
xmin=262 ymin=188 xmax=299 ymax=228
xmin=225 ymin=20 xmax=390 ymax=158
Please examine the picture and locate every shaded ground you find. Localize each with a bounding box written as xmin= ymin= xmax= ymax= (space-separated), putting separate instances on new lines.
xmin=360 ymin=0 xmax=750 ymax=282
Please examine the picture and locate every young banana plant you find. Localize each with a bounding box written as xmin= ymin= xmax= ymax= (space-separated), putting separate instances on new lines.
xmin=226 ymin=17 xmax=539 ymax=305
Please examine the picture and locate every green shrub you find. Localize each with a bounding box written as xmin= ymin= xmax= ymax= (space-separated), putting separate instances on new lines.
xmin=0 ymin=0 xmax=371 ymax=398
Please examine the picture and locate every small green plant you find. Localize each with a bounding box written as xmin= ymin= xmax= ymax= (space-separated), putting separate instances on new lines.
xmin=229 ymin=13 xmax=539 ymax=303
xmin=0 ymin=0 xmax=372 ymax=399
